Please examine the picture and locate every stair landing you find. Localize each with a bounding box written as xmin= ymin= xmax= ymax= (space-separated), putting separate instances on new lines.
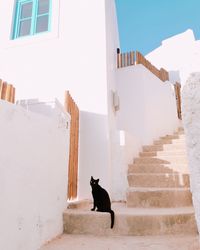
xmin=63 ymin=201 xmax=197 ymax=236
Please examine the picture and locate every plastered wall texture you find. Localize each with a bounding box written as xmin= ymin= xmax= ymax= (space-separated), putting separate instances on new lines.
xmin=0 ymin=100 xmax=70 ymax=250
xmin=182 ymin=72 xmax=200 ymax=233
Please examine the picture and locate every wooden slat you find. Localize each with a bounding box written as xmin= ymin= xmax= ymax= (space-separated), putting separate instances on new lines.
xmin=127 ymin=52 xmax=130 ymax=66
xmin=120 ymin=54 xmax=122 ymax=68
xmin=124 ymin=53 xmax=128 ymax=67
xmin=65 ymin=91 xmax=79 ymax=200
xmin=174 ymin=82 xmax=182 ymax=120
xmin=122 ymin=53 xmax=125 ymax=67
xmin=117 ymin=48 xmax=120 ymax=68
xmin=0 ymin=81 xmax=15 ymax=104
xmin=1 ymin=82 xmax=7 ymax=100
xmin=5 ymin=84 xmax=11 ymax=102
xmin=130 ymin=51 xmax=134 ymax=65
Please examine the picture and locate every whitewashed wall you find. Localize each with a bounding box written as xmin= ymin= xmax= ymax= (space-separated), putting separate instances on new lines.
xmin=0 ymin=0 xmax=108 ymax=114
xmin=78 ymin=111 xmax=110 ymax=200
xmin=146 ymin=29 xmax=200 ymax=86
xmin=182 ymin=72 xmax=200 ymax=233
xmin=0 ymin=0 xmax=115 ymax=201
xmin=0 ymin=100 xmax=70 ymax=250
xmin=116 ymin=64 xmax=180 ymax=185
xmin=105 ymin=0 xmax=125 ymax=200
xmin=76 ymin=0 xmax=122 ymax=201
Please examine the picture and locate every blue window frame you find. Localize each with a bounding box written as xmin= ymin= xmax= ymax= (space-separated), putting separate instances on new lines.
xmin=13 ymin=0 xmax=51 ymax=39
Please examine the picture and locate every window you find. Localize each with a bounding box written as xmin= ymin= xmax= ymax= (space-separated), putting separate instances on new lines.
xmin=13 ymin=0 xmax=51 ymax=39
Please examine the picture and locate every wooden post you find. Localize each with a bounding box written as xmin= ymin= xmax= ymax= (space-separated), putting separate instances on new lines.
xmin=9 ymin=86 xmax=15 ymax=103
xmin=124 ymin=53 xmax=128 ymax=67
xmin=0 ymin=80 xmax=15 ymax=103
xmin=1 ymin=82 xmax=7 ymax=100
xmin=117 ymin=48 xmax=120 ymax=68
xmin=64 ymin=91 xmax=79 ymax=200
xmin=5 ymin=84 xmax=11 ymax=102
xmin=127 ymin=52 xmax=130 ymax=66
xmin=174 ymin=82 xmax=182 ymax=120
xmin=130 ymin=51 xmax=134 ymax=65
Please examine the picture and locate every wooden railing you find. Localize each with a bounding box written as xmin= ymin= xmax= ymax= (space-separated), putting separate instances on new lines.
xmin=64 ymin=91 xmax=79 ymax=200
xmin=117 ymin=48 xmax=135 ymax=68
xmin=117 ymin=49 xmax=169 ymax=82
xmin=174 ymin=82 xmax=182 ymax=119
xmin=0 ymin=79 xmax=15 ymax=103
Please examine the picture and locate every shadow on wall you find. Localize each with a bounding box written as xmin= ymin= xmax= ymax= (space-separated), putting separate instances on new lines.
xmin=78 ymin=111 xmax=110 ymax=199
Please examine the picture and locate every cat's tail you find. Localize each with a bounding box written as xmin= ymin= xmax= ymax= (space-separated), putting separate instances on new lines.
xmin=109 ymin=210 xmax=115 ymax=229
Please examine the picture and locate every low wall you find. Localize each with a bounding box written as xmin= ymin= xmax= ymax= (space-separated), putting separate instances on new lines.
xmin=182 ymin=72 xmax=200 ymax=233
xmin=0 ymin=100 xmax=70 ymax=250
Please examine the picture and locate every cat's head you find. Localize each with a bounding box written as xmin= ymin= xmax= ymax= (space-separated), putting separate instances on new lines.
xmin=90 ymin=176 xmax=99 ymax=187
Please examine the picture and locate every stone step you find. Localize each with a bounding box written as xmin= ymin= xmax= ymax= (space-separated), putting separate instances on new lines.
xmin=126 ymin=187 xmax=192 ymax=208
xmin=139 ymin=150 xmax=187 ymax=157
xmin=127 ymin=173 xmax=190 ymax=188
xmin=154 ymin=139 xmax=174 ymax=145
xmin=174 ymin=131 xmax=185 ymax=135
xmin=160 ymin=135 xmax=179 ymax=140
xmin=173 ymin=134 xmax=185 ymax=139
xmin=128 ymin=164 xmax=175 ymax=174
xmin=128 ymin=163 xmax=189 ymax=174
xmin=63 ymin=203 xmax=197 ymax=236
xmin=154 ymin=139 xmax=186 ymax=146
xmin=143 ymin=144 xmax=186 ymax=152
xmin=143 ymin=145 xmax=164 ymax=152
xmin=163 ymin=143 xmax=186 ymax=151
xmin=134 ymin=156 xmax=188 ymax=165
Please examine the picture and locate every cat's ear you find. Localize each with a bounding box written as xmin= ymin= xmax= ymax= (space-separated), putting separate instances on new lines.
xmin=91 ymin=176 xmax=93 ymax=180
xmin=97 ymin=179 xmax=99 ymax=183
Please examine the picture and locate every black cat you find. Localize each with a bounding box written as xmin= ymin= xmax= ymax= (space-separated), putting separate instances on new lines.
xmin=90 ymin=176 xmax=115 ymax=229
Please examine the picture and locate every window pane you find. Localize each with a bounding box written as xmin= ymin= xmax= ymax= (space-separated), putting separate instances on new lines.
xmin=36 ymin=15 xmax=49 ymax=33
xmin=19 ymin=19 xmax=31 ymax=36
xmin=21 ymin=2 xmax=33 ymax=18
xmin=38 ymin=0 xmax=49 ymax=15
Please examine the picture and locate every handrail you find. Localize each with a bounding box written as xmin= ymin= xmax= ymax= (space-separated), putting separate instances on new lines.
xmin=117 ymin=48 xmax=169 ymax=82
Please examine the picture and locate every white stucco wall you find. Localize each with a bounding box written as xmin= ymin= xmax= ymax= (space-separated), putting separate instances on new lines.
xmin=76 ymin=0 xmax=122 ymax=201
xmin=116 ymin=64 xmax=180 ymax=172
xmin=182 ymin=72 xmax=200 ymax=233
xmin=146 ymin=29 xmax=200 ymax=86
xmin=0 ymin=0 xmax=108 ymax=114
xmin=0 ymin=0 xmax=120 ymax=201
xmin=78 ymin=111 xmax=110 ymax=200
xmin=105 ymin=0 xmax=125 ymax=200
xmin=0 ymin=100 xmax=70 ymax=250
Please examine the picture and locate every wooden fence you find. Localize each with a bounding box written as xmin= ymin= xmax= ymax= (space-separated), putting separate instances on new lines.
xmin=174 ymin=82 xmax=182 ymax=119
xmin=117 ymin=49 xmax=169 ymax=82
xmin=64 ymin=91 xmax=79 ymax=200
xmin=0 ymin=79 xmax=15 ymax=103
xmin=117 ymin=48 xmax=135 ymax=68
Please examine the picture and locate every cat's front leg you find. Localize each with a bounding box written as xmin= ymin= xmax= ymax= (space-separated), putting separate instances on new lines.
xmin=91 ymin=204 xmax=96 ymax=211
xmin=91 ymin=201 xmax=96 ymax=211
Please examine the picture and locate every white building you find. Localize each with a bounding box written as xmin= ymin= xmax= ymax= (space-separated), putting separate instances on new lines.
xmin=0 ymin=1 xmax=181 ymax=249
xmin=146 ymin=29 xmax=200 ymax=85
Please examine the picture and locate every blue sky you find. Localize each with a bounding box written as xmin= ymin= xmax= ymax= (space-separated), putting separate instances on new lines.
xmin=115 ymin=0 xmax=200 ymax=55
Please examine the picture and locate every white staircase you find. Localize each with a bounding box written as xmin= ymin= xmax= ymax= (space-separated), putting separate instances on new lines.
xmin=63 ymin=128 xmax=198 ymax=236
